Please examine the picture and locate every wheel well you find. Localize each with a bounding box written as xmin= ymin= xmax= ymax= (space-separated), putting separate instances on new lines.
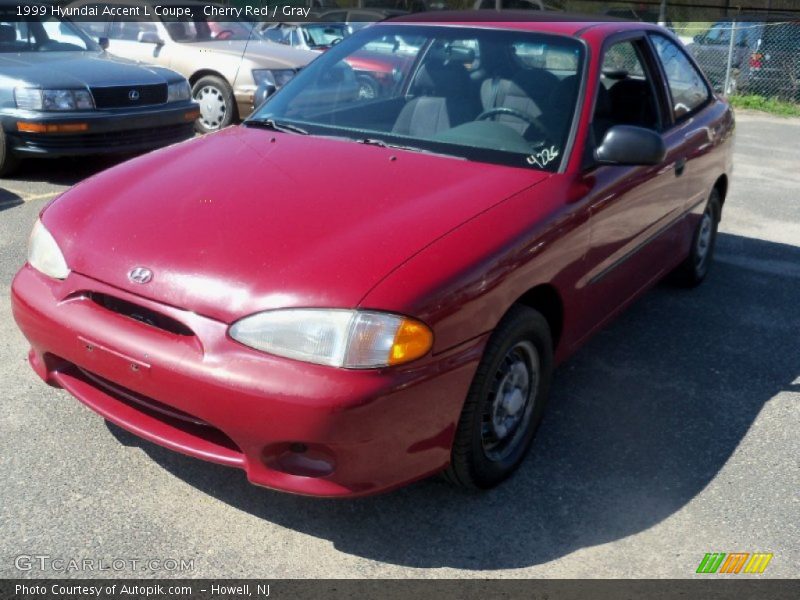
xmin=713 ymin=174 xmax=728 ymax=207
xmin=514 ymin=284 xmax=563 ymax=349
xmin=189 ymin=70 xmax=227 ymax=87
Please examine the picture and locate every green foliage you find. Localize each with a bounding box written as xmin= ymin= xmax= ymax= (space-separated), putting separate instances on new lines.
xmin=729 ymin=94 xmax=800 ymax=117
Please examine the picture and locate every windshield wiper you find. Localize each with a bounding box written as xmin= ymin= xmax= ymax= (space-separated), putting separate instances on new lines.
xmin=246 ymin=119 xmax=309 ymax=135
xmin=357 ymin=138 xmax=460 ymax=159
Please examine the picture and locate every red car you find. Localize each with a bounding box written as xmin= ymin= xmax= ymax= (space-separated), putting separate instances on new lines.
xmin=12 ymin=14 xmax=734 ymax=497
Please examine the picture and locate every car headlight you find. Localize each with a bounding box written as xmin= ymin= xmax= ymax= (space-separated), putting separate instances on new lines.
xmin=167 ymin=80 xmax=191 ymax=102
xmin=229 ymin=309 xmax=433 ymax=369
xmin=28 ymin=220 xmax=70 ymax=280
xmin=252 ymin=69 xmax=296 ymax=88
xmin=14 ymin=88 xmax=94 ymax=111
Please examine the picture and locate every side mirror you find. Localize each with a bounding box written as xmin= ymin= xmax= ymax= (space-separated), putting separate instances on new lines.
xmin=98 ymin=36 xmax=109 ymax=50
xmin=253 ymin=81 xmax=277 ymax=109
xmin=595 ymin=125 xmax=666 ymax=166
xmin=138 ymin=31 xmax=163 ymax=45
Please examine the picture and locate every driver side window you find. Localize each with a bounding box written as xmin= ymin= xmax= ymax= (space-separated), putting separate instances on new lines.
xmin=593 ymin=39 xmax=661 ymax=145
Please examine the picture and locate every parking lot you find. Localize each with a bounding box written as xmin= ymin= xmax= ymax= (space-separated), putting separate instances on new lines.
xmin=0 ymin=110 xmax=797 ymax=578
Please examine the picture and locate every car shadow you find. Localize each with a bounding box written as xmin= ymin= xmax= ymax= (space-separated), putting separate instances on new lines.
xmin=107 ymin=232 xmax=799 ymax=569
xmin=2 ymin=156 xmax=126 ymax=186
xmin=0 ymin=188 xmax=23 ymax=212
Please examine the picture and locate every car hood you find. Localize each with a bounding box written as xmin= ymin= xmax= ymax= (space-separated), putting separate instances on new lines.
xmin=0 ymin=51 xmax=178 ymax=87
xmin=187 ymin=39 xmax=317 ymax=68
xmin=44 ymin=127 xmax=549 ymax=323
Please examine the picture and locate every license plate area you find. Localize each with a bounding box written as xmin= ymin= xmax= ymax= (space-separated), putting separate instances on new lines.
xmin=78 ymin=336 xmax=151 ymax=382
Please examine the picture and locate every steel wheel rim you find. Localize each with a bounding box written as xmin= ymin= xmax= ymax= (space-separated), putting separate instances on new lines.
xmin=357 ymin=81 xmax=377 ymax=100
xmin=481 ymin=341 xmax=539 ymax=462
xmin=695 ymin=208 xmax=714 ymax=271
xmin=196 ymin=85 xmax=227 ymax=130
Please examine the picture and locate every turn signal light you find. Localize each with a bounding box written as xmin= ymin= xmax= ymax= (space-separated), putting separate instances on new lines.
xmin=388 ymin=318 xmax=434 ymax=366
xmin=184 ymin=109 xmax=200 ymax=121
xmin=17 ymin=122 xmax=88 ymax=133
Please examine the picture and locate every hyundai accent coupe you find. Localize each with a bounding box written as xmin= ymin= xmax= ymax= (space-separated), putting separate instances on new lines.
xmin=12 ymin=14 xmax=734 ymax=497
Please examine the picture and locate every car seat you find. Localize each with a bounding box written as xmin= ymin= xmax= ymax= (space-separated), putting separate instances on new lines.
xmin=392 ymin=59 xmax=475 ymax=137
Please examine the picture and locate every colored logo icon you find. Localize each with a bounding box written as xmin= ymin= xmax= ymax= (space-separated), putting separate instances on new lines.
xmin=696 ymin=552 xmax=773 ymax=574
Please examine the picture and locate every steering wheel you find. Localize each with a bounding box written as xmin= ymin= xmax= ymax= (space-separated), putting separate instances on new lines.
xmin=215 ymin=29 xmax=234 ymax=40
xmin=476 ymin=107 xmax=551 ymax=141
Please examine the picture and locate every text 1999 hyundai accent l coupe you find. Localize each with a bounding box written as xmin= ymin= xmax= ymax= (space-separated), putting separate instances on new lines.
xmin=12 ymin=14 xmax=734 ymax=497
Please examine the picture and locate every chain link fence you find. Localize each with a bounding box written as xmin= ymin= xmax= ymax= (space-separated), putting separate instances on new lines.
xmin=674 ymin=20 xmax=800 ymax=102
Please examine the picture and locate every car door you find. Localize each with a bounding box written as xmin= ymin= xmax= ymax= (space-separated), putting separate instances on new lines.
xmin=576 ymin=34 xmax=688 ymax=338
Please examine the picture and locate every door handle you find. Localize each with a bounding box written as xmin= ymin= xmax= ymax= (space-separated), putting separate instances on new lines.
xmin=674 ymin=158 xmax=687 ymax=176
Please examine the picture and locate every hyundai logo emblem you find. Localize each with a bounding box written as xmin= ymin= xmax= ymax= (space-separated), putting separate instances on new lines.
xmin=128 ymin=267 xmax=153 ymax=284
xmin=128 ymin=89 xmax=140 ymax=101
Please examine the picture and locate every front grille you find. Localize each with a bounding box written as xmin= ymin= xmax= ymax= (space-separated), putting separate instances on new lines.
xmin=16 ymin=123 xmax=193 ymax=151
xmin=89 ymin=292 xmax=194 ymax=337
xmin=91 ymin=83 xmax=167 ymax=108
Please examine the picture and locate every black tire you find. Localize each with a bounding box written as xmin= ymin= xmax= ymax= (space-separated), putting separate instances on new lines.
xmin=673 ymin=188 xmax=722 ymax=287
xmin=443 ymin=305 xmax=553 ymax=490
xmin=192 ymin=75 xmax=236 ymax=134
xmin=0 ymin=128 xmax=21 ymax=178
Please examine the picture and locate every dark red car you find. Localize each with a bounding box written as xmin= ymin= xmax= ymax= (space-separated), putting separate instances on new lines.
xmin=12 ymin=14 xmax=734 ymax=497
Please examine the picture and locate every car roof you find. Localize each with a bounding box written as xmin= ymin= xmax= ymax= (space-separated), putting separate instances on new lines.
xmin=382 ymin=11 xmax=659 ymax=37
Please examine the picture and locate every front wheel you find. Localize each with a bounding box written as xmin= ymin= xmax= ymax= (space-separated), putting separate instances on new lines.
xmin=192 ymin=75 xmax=236 ymax=134
xmin=443 ymin=305 xmax=553 ymax=490
xmin=673 ymin=189 xmax=721 ymax=287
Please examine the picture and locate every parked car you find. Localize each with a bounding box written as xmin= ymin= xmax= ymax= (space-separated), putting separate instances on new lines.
xmin=260 ymin=22 xmax=348 ymax=53
xmin=316 ymin=8 xmax=408 ymax=35
xmin=0 ymin=7 xmax=197 ymax=176
xmin=733 ymin=19 xmax=800 ymax=100
xmin=686 ymin=18 xmax=800 ymax=98
xmin=685 ymin=19 xmax=762 ymax=93
xmin=12 ymin=15 xmax=734 ymax=497
xmin=258 ymin=23 xmax=416 ymax=100
xmin=68 ymin=0 xmax=318 ymax=132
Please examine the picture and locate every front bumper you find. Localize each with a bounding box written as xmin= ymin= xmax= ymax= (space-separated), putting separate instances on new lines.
xmin=1 ymin=103 xmax=199 ymax=158
xmin=11 ymin=265 xmax=483 ymax=497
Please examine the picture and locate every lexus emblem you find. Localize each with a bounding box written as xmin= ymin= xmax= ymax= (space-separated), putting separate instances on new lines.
xmin=128 ymin=267 xmax=152 ymax=284
xmin=128 ymin=89 xmax=140 ymax=101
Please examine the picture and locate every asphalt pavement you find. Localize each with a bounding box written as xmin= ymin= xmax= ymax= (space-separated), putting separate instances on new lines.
xmin=0 ymin=111 xmax=797 ymax=578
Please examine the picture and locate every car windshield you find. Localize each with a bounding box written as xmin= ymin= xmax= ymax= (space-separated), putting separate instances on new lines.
xmin=302 ymin=24 xmax=348 ymax=48
xmin=251 ymin=25 xmax=584 ymax=171
xmin=0 ymin=14 xmax=98 ymax=52
xmin=161 ymin=11 xmax=257 ymax=42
